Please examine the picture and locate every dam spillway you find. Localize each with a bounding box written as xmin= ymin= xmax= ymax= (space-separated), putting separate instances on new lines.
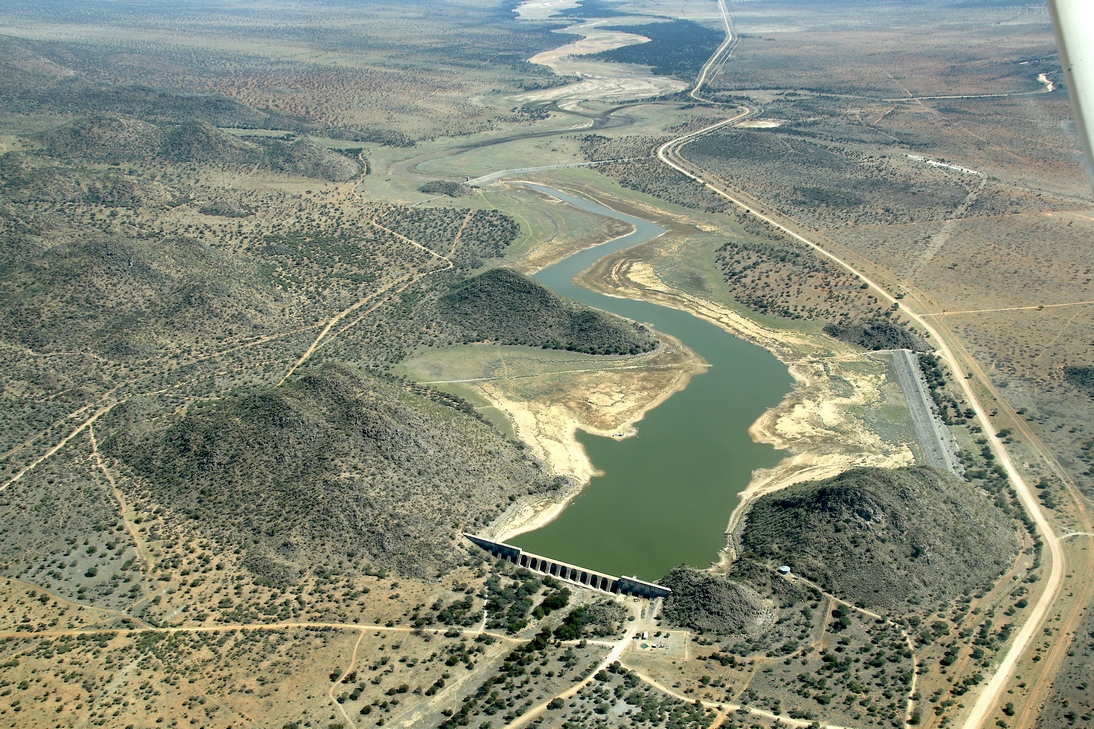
xmin=464 ymin=534 xmax=672 ymax=600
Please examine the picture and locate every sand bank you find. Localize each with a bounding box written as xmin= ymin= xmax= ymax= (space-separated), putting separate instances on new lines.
xmin=518 ymin=21 xmax=688 ymax=108
xmin=475 ymin=333 xmax=707 ymax=543
xmin=575 ymin=258 xmax=915 ymax=567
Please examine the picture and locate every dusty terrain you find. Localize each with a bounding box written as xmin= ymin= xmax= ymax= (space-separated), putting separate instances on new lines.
xmin=519 ymin=21 xmax=689 ymax=108
xmin=1 ymin=0 xmax=1092 ymax=726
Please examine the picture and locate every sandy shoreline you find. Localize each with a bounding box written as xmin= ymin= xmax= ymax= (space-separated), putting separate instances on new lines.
xmin=477 ymin=190 xmax=707 ymax=544
xmin=580 ymin=258 xmax=915 ymax=569
xmin=482 ymin=330 xmax=708 ymax=544
xmin=483 ymin=251 xmax=913 ymax=564
xmin=467 ymin=176 xmax=914 ymax=567
xmin=516 ymin=20 xmax=688 ymax=108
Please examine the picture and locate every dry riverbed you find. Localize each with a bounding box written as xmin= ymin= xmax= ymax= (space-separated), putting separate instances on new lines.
xmin=518 ymin=20 xmax=688 ymax=108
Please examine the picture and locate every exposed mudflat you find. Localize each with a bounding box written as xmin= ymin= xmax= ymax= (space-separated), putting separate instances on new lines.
xmin=485 ymin=334 xmax=707 ymax=543
xmin=519 ymin=21 xmax=688 ymax=108
xmin=576 ymin=257 xmax=916 ymax=568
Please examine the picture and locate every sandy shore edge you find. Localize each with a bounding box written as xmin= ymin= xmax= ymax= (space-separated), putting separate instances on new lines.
xmin=582 ymin=259 xmax=914 ymax=570
xmin=485 ymin=332 xmax=708 ymax=544
xmin=475 ymin=196 xmax=911 ymax=565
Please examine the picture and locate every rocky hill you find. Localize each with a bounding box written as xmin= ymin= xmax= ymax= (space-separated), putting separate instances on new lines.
xmin=823 ymin=320 xmax=928 ymax=352
xmin=737 ymin=466 xmax=1018 ymax=613
xmin=41 ymin=115 xmax=165 ymax=161
xmin=106 ymin=364 xmax=558 ymax=581
xmin=0 ymin=153 xmax=170 ymax=206
xmin=659 ymin=567 xmax=769 ymax=635
xmin=436 ymin=267 xmax=657 ymax=355
xmin=661 ymin=465 xmax=1017 ymax=649
xmin=263 ymin=138 xmax=360 ymax=182
xmin=161 ymin=120 xmax=259 ymax=165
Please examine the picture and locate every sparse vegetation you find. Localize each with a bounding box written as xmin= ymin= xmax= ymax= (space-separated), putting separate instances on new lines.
xmin=713 ymin=226 xmax=888 ymax=324
xmin=581 ymin=134 xmax=730 ymax=212
xmin=738 ymin=466 xmax=1018 ymax=613
xmin=823 ymin=321 xmax=928 ymax=352
xmin=0 ymin=1 xmax=1086 ymax=728
xmin=41 ymin=117 xmax=362 ymax=180
xmin=584 ymin=20 xmax=724 ymax=81
xmin=437 ymin=268 xmax=657 ymax=354
xmin=419 ymin=180 xmax=472 ymax=198
xmin=106 ymin=364 xmax=557 ymax=580
xmin=660 ymin=567 xmax=767 ymax=636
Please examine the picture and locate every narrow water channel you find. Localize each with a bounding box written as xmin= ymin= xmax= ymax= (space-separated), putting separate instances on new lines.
xmin=509 ymin=184 xmax=792 ymax=581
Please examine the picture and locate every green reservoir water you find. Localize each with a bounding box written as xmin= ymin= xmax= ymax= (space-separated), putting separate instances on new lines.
xmin=509 ymin=184 xmax=791 ymax=581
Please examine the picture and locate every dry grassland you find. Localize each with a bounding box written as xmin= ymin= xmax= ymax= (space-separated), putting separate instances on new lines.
xmin=708 ymin=3 xmax=1056 ymax=99
xmin=657 ymin=6 xmax=1094 ymax=506
xmin=1 ymin=0 xmax=1092 ymax=726
xmin=0 ymin=0 xmax=576 ymax=142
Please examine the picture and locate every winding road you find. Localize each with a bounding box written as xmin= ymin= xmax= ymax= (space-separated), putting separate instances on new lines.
xmin=647 ymin=4 xmax=1071 ymax=726
xmin=405 ymin=1 xmax=1074 ymax=724
xmin=659 ymin=119 xmax=1065 ymax=729
xmin=465 ymin=3 xmax=1060 ymax=725
xmin=689 ymin=0 xmax=736 ymax=102
xmin=0 ymin=2 xmax=1081 ymax=728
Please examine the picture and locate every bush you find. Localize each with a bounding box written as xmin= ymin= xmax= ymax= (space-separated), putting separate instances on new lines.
xmin=437 ymin=268 xmax=656 ymax=355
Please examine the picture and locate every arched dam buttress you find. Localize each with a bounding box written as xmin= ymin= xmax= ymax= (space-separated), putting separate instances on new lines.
xmin=465 ymin=534 xmax=672 ymax=599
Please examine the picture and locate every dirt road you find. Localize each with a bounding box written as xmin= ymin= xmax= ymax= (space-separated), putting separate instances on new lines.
xmin=690 ymin=0 xmax=735 ymax=101
xmin=652 ymin=71 xmax=1065 ymax=727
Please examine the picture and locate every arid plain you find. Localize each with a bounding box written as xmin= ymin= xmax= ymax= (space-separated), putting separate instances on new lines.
xmin=0 ymin=0 xmax=1091 ymax=728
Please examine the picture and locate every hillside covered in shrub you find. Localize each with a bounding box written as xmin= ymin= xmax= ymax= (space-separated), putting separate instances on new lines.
xmin=41 ymin=116 xmax=361 ymax=181
xmin=823 ymin=320 xmax=928 ymax=352
xmin=436 ymin=267 xmax=657 ymax=355
xmin=737 ymin=466 xmax=1017 ymax=612
xmin=107 ymin=365 xmax=559 ymax=582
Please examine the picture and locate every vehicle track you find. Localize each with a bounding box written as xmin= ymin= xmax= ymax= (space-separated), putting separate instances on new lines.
xmin=647 ymin=14 xmax=1069 ymax=722
xmin=89 ymin=425 xmax=153 ymax=575
xmin=276 ymin=203 xmax=456 ymax=386
xmin=329 ymin=628 xmax=368 ymax=729
xmin=0 ymin=403 xmax=116 ymax=493
xmin=659 ymin=137 xmax=1065 ymax=729
xmin=3 ymin=3 xmax=1080 ymax=727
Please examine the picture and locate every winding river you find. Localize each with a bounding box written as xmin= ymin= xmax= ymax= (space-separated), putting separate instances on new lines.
xmin=509 ymin=184 xmax=791 ymax=581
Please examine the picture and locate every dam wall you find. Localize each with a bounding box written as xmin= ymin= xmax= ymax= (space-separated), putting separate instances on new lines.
xmin=465 ymin=534 xmax=671 ymax=599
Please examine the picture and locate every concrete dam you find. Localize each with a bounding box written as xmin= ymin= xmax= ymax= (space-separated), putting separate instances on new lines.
xmin=465 ymin=534 xmax=671 ymax=599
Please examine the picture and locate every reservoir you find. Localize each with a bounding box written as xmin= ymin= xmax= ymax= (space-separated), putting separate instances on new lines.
xmin=510 ymin=184 xmax=792 ymax=581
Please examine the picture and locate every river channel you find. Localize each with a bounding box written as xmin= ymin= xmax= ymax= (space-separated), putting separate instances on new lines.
xmin=509 ymin=184 xmax=792 ymax=581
